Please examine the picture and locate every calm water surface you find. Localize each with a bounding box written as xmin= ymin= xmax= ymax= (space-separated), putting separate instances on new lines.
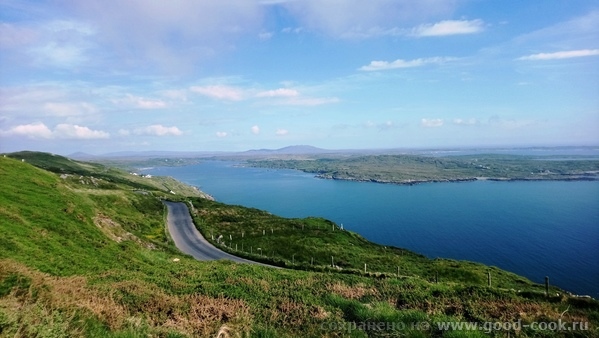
xmin=144 ymin=161 xmax=599 ymax=297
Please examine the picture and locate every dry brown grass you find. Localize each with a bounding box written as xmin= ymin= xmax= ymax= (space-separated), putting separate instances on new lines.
xmin=0 ymin=259 xmax=128 ymax=336
xmin=327 ymin=282 xmax=379 ymax=300
xmin=0 ymin=260 xmax=253 ymax=337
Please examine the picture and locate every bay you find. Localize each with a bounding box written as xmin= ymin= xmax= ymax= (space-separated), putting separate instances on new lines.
xmin=144 ymin=161 xmax=599 ymax=297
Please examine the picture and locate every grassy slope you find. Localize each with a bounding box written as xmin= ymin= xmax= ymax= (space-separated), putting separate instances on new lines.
xmin=248 ymin=154 xmax=599 ymax=184
xmin=1 ymin=154 xmax=597 ymax=337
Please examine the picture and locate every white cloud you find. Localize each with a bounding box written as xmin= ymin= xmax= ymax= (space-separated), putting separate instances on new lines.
xmin=283 ymin=97 xmax=340 ymax=106
xmin=255 ymin=87 xmax=338 ymax=106
xmin=488 ymin=116 xmax=536 ymax=129
xmin=118 ymin=94 xmax=167 ymax=109
xmin=256 ymin=88 xmax=300 ymax=98
xmin=411 ymin=19 xmax=484 ymax=37
xmin=517 ymin=49 xmax=599 ymax=61
xmin=453 ymin=118 xmax=480 ymax=126
xmin=359 ymin=57 xmax=454 ymax=71
xmin=275 ymin=128 xmax=289 ymax=135
xmin=43 ymin=102 xmax=98 ymax=116
xmin=133 ymin=125 xmax=182 ymax=136
xmin=25 ymin=20 xmax=96 ymax=69
xmin=216 ymin=131 xmax=228 ymax=138
xmin=251 ymin=125 xmax=260 ymax=135
xmin=0 ymin=122 xmax=53 ymax=139
xmin=118 ymin=129 xmax=130 ymax=136
xmin=54 ymin=123 xmax=110 ymax=139
xmin=282 ymin=0 xmax=458 ymax=38
xmin=190 ymin=85 xmax=245 ymax=101
xmin=1 ymin=122 xmax=109 ymax=139
xmin=421 ymin=118 xmax=444 ymax=128
xmin=363 ymin=120 xmax=396 ymax=130
xmin=258 ymin=31 xmax=274 ymax=40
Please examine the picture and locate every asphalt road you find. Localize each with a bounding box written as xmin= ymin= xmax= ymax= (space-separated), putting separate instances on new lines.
xmin=164 ymin=201 xmax=272 ymax=266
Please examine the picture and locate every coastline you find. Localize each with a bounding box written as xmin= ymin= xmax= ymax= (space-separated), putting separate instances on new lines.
xmin=314 ymin=173 xmax=599 ymax=185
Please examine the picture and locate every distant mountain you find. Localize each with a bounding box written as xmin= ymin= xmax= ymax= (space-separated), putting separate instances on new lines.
xmin=69 ymin=152 xmax=98 ymax=160
xmin=241 ymin=145 xmax=331 ymax=155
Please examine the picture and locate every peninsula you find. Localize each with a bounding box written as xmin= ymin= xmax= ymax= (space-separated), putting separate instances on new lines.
xmin=248 ymin=154 xmax=599 ymax=185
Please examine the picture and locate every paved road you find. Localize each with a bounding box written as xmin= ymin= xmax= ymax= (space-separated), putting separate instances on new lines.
xmin=164 ymin=201 xmax=272 ymax=266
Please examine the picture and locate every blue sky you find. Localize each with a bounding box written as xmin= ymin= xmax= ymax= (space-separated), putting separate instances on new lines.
xmin=1 ymin=0 xmax=598 ymax=154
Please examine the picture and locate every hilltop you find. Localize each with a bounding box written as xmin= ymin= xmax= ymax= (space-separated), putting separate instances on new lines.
xmin=0 ymin=152 xmax=597 ymax=337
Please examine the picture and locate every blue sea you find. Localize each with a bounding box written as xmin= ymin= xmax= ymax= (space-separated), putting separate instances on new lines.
xmin=144 ymin=161 xmax=599 ymax=297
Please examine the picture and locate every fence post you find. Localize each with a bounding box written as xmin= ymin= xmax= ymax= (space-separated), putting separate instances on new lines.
xmin=331 ymin=256 xmax=334 ymax=267
xmin=545 ymin=276 xmax=549 ymax=297
xmin=397 ymin=266 xmax=399 ymax=277
xmin=364 ymin=263 xmax=367 ymax=273
xmin=487 ymin=271 xmax=491 ymax=287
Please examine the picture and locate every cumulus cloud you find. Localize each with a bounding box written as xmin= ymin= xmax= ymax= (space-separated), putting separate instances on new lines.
xmin=275 ymin=128 xmax=289 ymax=135
xmin=0 ymin=122 xmax=53 ymax=139
xmin=216 ymin=131 xmax=228 ymax=138
xmin=359 ymin=57 xmax=454 ymax=71
xmin=0 ymin=122 xmax=109 ymax=139
xmin=255 ymin=88 xmax=299 ymax=98
xmin=190 ymin=85 xmax=245 ymax=101
xmin=54 ymin=123 xmax=110 ymax=139
xmin=420 ymin=118 xmax=444 ymax=128
xmin=133 ymin=124 xmax=182 ymax=136
xmin=411 ymin=19 xmax=484 ymax=37
xmin=517 ymin=49 xmax=599 ymax=60
xmin=251 ymin=125 xmax=260 ymax=135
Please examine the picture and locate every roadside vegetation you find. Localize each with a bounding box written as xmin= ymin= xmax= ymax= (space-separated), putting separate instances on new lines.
xmin=248 ymin=154 xmax=599 ymax=184
xmin=1 ymin=152 xmax=597 ymax=337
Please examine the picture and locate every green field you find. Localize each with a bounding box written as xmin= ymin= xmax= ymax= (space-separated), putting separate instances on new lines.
xmin=1 ymin=152 xmax=597 ymax=337
xmin=248 ymin=154 xmax=599 ymax=184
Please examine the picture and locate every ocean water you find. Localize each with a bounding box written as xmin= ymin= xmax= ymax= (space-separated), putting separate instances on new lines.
xmin=144 ymin=161 xmax=599 ymax=297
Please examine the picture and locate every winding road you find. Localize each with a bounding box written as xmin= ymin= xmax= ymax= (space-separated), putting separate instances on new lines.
xmin=164 ymin=201 xmax=272 ymax=266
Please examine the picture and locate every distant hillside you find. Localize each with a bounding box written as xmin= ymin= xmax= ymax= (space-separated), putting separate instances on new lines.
xmin=241 ymin=145 xmax=332 ymax=156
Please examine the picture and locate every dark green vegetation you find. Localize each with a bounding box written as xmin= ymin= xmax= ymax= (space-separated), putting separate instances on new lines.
xmin=189 ymin=199 xmax=538 ymax=290
xmin=248 ymin=154 xmax=599 ymax=184
xmin=1 ymin=152 xmax=597 ymax=337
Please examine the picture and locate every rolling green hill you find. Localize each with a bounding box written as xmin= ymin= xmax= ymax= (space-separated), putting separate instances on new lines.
xmin=0 ymin=153 xmax=597 ymax=337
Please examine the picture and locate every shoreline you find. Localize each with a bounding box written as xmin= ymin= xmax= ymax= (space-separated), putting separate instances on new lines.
xmin=314 ymin=174 xmax=599 ymax=185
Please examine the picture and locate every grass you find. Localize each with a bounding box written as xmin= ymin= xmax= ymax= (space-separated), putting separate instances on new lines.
xmin=1 ymin=153 xmax=598 ymax=337
xmin=187 ymin=197 xmax=545 ymax=291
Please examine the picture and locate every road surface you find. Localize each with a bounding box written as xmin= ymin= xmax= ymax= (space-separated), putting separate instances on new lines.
xmin=164 ymin=201 xmax=272 ymax=266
